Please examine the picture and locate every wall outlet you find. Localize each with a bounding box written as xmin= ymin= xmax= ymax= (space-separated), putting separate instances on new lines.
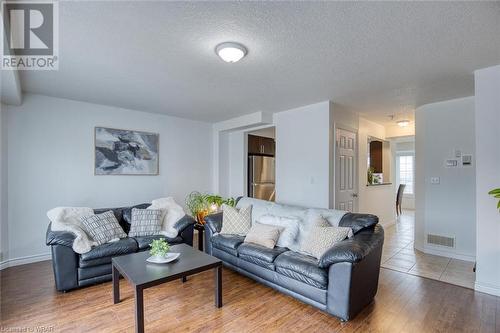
xmin=431 ymin=177 xmax=440 ymax=184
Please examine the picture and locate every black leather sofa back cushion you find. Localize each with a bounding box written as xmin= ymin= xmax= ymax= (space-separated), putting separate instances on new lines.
xmin=339 ymin=213 xmax=379 ymax=234
xmin=94 ymin=203 xmax=149 ymax=234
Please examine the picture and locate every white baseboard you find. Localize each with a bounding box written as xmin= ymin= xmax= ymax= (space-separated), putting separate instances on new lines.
xmin=475 ymin=281 xmax=500 ymax=297
xmin=414 ymin=244 xmax=476 ymax=262
xmin=0 ymin=253 xmax=51 ymax=270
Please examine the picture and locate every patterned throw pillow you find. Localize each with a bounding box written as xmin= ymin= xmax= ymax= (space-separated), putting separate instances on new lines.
xmin=300 ymin=226 xmax=353 ymax=259
xmin=220 ymin=204 xmax=252 ymax=236
xmin=80 ymin=210 xmax=127 ymax=245
xmin=128 ymin=208 xmax=163 ymax=237
xmin=244 ymin=222 xmax=283 ymax=249
xmin=257 ymin=214 xmax=300 ymax=249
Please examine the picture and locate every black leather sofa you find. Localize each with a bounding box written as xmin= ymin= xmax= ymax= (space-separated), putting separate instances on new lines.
xmin=46 ymin=203 xmax=195 ymax=291
xmin=204 ymin=203 xmax=384 ymax=321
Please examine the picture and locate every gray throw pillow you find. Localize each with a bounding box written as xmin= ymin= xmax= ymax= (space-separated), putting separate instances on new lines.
xmin=80 ymin=210 xmax=127 ymax=245
xmin=244 ymin=222 xmax=283 ymax=249
xmin=128 ymin=208 xmax=163 ymax=237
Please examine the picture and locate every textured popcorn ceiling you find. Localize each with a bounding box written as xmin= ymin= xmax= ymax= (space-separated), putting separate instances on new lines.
xmin=19 ymin=1 xmax=500 ymax=122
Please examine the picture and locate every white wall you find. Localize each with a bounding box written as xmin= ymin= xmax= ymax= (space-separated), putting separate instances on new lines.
xmin=474 ymin=65 xmax=500 ymax=296
xmin=3 ymin=94 xmax=213 ymax=263
xmin=0 ymin=106 xmax=8 ymax=263
xmin=358 ymin=118 xmax=396 ymax=226
xmin=274 ymin=102 xmax=331 ymax=208
xmin=415 ymin=97 xmax=476 ymax=261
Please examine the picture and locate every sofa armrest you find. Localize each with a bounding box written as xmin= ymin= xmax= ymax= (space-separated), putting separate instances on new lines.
xmin=46 ymin=223 xmax=76 ymax=248
xmin=318 ymin=224 xmax=384 ymax=268
xmin=173 ymin=214 xmax=196 ymax=233
xmin=204 ymin=212 xmax=223 ymax=234
xmin=339 ymin=213 xmax=379 ymax=234
xmin=203 ymin=212 xmax=223 ymax=255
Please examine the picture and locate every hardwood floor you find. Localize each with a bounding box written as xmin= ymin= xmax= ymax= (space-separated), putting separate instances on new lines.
xmin=1 ymin=260 xmax=499 ymax=332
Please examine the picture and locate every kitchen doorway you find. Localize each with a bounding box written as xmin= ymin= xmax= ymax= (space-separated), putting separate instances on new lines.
xmin=247 ymin=127 xmax=276 ymax=201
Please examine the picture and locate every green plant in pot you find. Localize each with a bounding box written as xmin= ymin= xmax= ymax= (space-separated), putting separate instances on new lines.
xmin=149 ymin=238 xmax=170 ymax=259
xmin=185 ymin=191 xmax=236 ymax=224
xmin=185 ymin=191 xmax=209 ymax=223
xmin=367 ymin=167 xmax=375 ymax=185
xmin=488 ymin=188 xmax=500 ymax=211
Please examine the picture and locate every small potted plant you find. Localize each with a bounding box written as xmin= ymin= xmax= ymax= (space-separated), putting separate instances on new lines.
xmin=149 ymin=238 xmax=170 ymax=259
xmin=185 ymin=191 xmax=237 ymax=224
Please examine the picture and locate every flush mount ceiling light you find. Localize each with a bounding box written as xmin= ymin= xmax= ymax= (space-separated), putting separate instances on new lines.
xmin=215 ymin=42 xmax=247 ymax=63
xmin=397 ymin=120 xmax=410 ymax=127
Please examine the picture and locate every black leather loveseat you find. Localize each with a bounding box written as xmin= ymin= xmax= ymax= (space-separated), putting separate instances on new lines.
xmin=204 ymin=198 xmax=384 ymax=322
xmin=46 ymin=203 xmax=195 ymax=291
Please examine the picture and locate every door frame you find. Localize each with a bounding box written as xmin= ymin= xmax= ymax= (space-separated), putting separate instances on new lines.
xmin=333 ymin=124 xmax=359 ymax=212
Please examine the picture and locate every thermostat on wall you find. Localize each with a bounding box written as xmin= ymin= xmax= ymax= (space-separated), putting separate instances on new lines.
xmin=462 ymin=155 xmax=472 ymax=166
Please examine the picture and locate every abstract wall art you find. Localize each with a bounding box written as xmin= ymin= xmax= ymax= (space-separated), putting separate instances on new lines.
xmin=94 ymin=127 xmax=159 ymax=175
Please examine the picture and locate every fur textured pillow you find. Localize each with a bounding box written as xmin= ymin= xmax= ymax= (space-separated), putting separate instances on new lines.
xmin=80 ymin=210 xmax=126 ymax=245
xmin=244 ymin=222 xmax=283 ymax=249
xmin=220 ymin=204 xmax=252 ymax=235
xmin=148 ymin=197 xmax=185 ymax=238
xmin=300 ymin=226 xmax=353 ymax=259
xmin=128 ymin=208 xmax=163 ymax=237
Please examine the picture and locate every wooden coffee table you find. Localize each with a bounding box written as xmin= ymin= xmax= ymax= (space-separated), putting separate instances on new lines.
xmin=112 ymin=244 xmax=223 ymax=333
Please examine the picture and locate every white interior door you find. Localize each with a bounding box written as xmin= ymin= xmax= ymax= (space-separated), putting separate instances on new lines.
xmin=335 ymin=128 xmax=358 ymax=212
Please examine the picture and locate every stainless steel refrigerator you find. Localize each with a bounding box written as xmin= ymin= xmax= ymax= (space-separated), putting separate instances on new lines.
xmin=248 ymin=155 xmax=275 ymax=201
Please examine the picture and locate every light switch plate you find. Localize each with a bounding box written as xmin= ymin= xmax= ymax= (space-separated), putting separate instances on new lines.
xmin=431 ymin=177 xmax=440 ymax=184
xmin=445 ymin=159 xmax=458 ymax=167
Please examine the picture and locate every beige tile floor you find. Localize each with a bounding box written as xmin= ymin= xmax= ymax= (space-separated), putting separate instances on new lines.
xmin=381 ymin=210 xmax=476 ymax=289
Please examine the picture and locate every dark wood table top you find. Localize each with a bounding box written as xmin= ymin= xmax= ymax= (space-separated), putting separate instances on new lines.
xmin=112 ymin=244 xmax=221 ymax=287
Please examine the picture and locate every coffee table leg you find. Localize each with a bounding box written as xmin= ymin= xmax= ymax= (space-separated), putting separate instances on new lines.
xmin=215 ymin=265 xmax=222 ymax=308
xmin=135 ymin=287 xmax=144 ymax=333
xmin=181 ymin=276 xmax=187 ymax=283
xmin=112 ymin=264 xmax=120 ymax=304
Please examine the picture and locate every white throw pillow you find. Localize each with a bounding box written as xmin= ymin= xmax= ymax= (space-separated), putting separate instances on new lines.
xmin=257 ymin=214 xmax=300 ymax=249
xmin=244 ymin=222 xmax=283 ymax=249
xmin=300 ymin=226 xmax=353 ymax=259
xmin=220 ymin=204 xmax=252 ymax=236
xmin=148 ymin=197 xmax=185 ymax=238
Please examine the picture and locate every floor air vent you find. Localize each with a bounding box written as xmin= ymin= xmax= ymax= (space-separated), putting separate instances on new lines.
xmin=427 ymin=234 xmax=455 ymax=248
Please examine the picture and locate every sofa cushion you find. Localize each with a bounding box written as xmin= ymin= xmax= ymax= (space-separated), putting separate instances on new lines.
xmin=212 ymin=234 xmax=245 ymax=256
xmin=94 ymin=207 xmax=126 ymax=233
xmin=237 ymin=243 xmax=288 ymax=263
xmin=220 ymin=204 xmax=252 ymax=236
xmin=300 ymin=226 xmax=353 ymax=259
xmin=256 ymin=214 xmax=300 ymax=249
xmin=80 ymin=238 xmax=137 ymax=263
xmin=133 ymin=235 xmax=183 ymax=250
xmin=128 ymin=208 xmax=163 ymax=237
xmin=244 ymin=222 xmax=283 ymax=249
xmin=274 ymin=251 xmax=328 ymax=289
xmin=122 ymin=204 xmax=151 ymax=231
xmin=80 ymin=211 xmax=127 ymax=245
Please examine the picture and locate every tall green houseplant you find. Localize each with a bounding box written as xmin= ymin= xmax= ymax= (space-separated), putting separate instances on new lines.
xmin=488 ymin=188 xmax=500 ymax=211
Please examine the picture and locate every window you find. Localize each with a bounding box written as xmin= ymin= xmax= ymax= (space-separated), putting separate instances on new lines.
xmin=398 ymin=154 xmax=414 ymax=195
